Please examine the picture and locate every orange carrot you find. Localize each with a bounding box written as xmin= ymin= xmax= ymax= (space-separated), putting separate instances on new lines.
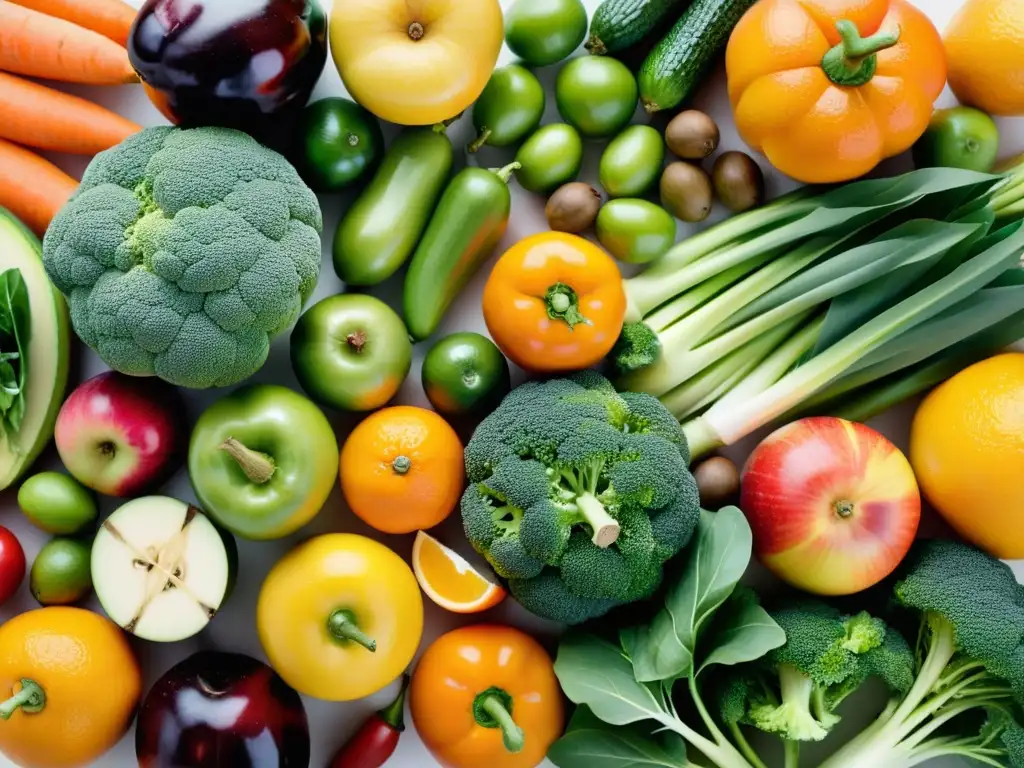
xmin=0 ymin=71 xmax=140 ymax=155
xmin=7 ymin=0 xmax=137 ymax=48
xmin=0 ymin=138 xmax=77 ymax=236
xmin=0 ymin=3 xmax=138 ymax=86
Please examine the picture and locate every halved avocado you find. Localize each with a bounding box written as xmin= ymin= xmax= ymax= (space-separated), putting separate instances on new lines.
xmin=0 ymin=209 xmax=71 ymax=489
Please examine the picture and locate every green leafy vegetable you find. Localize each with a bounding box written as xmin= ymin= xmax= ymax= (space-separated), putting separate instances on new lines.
xmin=0 ymin=269 xmax=30 ymax=443
xmin=549 ymin=707 xmax=689 ymax=768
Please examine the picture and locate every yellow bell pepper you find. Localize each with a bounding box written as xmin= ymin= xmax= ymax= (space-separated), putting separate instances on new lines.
xmin=256 ymin=533 xmax=423 ymax=702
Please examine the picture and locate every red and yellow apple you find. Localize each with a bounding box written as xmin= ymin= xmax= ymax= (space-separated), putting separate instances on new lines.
xmin=55 ymin=372 xmax=185 ymax=497
xmin=739 ymin=416 xmax=920 ymax=596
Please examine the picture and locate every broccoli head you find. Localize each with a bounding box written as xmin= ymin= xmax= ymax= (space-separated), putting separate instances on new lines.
xmin=42 ymin=126 xmax=323 ymax=389
xmin=461 ymin=372 xmax=700 ymax=625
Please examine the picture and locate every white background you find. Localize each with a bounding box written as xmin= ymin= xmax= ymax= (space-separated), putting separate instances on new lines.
xmin=1 ymin=0 xmax=1022 ymax=766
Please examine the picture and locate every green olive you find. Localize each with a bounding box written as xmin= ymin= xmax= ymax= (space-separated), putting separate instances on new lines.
xmin=505 ymin=0 xmax=588 ymax=67
xmin=599 ymin=125 xmax=665 ymax=198
xmin=469 ymin=65 xmax=546 ymax=153
xmin=555 ymin=57 xmax=638 ymax=139
xmin=514 ymin=124 xmax=584 ymax=194
xmin=596 ymin=198 xmax=677 ymax=264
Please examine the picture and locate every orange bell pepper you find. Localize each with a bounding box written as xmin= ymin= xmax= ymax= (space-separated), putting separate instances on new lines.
xmin=482 ymin=232 xmax=626 ymax=373
xmin=725 ymin=0 xmax=946 ymax=184
xmin=409 ymin=624 xmax=565 ymax=768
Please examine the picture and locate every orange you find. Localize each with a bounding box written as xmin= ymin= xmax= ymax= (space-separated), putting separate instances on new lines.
xmin=944 ymin=0 xmax=1024 ymax=116
xmin=412 ymin=531 xmax=506 ymax=613
xmin=0 ymin=607 xmax=142 ymax=768
xmin=909 ymin=353 xmax=1024 ymax=558
xmin=341 ymin=406 xmax=465 ymax=534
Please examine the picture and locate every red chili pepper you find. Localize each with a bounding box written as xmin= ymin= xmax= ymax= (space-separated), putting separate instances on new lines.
xmin=330 ymin=674 xmax=410 ymax=768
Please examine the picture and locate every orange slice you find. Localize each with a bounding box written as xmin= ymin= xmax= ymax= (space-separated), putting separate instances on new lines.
xmin=412 ymin=531 xmax=506 ymax=614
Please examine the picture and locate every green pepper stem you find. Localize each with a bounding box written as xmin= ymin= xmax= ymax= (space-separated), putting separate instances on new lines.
xmin=0 ymin=680 xmax=46 ymax=720
xmin=378 ymin=674 xmax=411 ymax=731
xmin=474 ymin=690 xmax=525 ymax=754
xmin=544 ymin=282 xmax=590 ymax=330
xmin=468 ymin=128 xmax=492 ymax=154
xmin=327 ymin=609 xmax=377 ymax=652
xmin=391 ymin=456 xmax=411 ymax=475
xmin=821 ymin=20 xmax=901 ymax=87
xmin=220 ymin=438 xmax=275 ymax=485
xmin=494 ymin=162 xmax=521 ymax=183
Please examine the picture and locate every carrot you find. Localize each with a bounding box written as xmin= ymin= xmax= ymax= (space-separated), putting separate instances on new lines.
xmin=7 ymin=0 xmax=137 ymax=48
xmin=0 ymin=138 xmax=77 ymax=236
xmin=0 ymin=3 xmax=138 ymax=86
xmin=0 ymin=71 xmax=140 ymax=155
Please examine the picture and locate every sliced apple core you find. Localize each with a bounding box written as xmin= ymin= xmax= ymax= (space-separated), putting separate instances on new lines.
xmin=92 ymin=496 xmax=232 ymax=642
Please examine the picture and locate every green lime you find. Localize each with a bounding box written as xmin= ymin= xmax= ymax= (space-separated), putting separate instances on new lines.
xmin=505 ymin=0 xmax=588 ymax=67
xmin=422 ymin=333 xmax=511 ymax=416
xmin=30 ymin=537 xmax=93 ymax=606
xmin=294 ymin=97 xmax=384 ymax=192
xmin=555 ymin=56 xmax=638 ymax=139
xmin=18 ymin=472 xmax=98 ymax=535
xmin=913 ymin=107 xmax=1000 ymax=172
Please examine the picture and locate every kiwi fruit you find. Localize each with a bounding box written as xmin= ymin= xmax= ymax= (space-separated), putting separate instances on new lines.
xmin=712 ymin=151 xmax=765 ymax=212
xmin=545 ymin=182 xmax=603 ymax=233
xmin=665 ymin=110 xmax=720 ymax=160
xmin=660 ymin=162 xmax=713 ymax=223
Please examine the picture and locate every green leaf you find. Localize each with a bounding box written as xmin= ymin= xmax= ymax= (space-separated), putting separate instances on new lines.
xmin=554 ymin=633 xmax=668 ymax=727
xmin=0 ymin=269 xmax=29 ymax=436
xmin=549 ymin=707 xmax=689 ymax=768
xmin=698 ymin=589 xmax=786 ymax=673
xmin=621 ymin=507 xmax=752 ymax=683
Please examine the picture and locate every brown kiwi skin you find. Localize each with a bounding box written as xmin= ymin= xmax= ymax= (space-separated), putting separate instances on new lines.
xmin=713 ymin=151 xmax=766 ymax=213
xmin=665 ymin=110 xmax=720 ymax=160
xmin=660 ymin=161 xmax=713 ymax=223
xmin=545 ymin=182 xmax=603 ymax=233
xmin=693 ymin=456 xmax=740 ymax=509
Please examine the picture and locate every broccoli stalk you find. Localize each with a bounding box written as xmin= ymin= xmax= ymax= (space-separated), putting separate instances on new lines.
xmin=817 ymin=541 xmax=1024 ymax=768
xmin=550 ymin=463 xmax=620 ymax=548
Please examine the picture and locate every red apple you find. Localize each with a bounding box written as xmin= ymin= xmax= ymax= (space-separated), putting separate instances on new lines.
xmin=740 ymin=416 xmax=920 ymax=596
xmin=55 ymin=372 xmax=184 ymax=497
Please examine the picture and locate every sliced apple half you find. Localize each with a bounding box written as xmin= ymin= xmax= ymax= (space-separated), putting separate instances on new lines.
xmin=91 ymin=496 xmax=237 ymax=642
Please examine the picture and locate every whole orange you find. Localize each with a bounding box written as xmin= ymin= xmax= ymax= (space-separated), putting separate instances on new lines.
xmin=341 ymin=406 xmax=465 ymax=534
xmin=0 ymin=607 xmax=141 ymax=768
xmin=910 ymin=353 xmax=1024 ymax=558
xmin=944 ymin=0 xmax=1024 ymax=115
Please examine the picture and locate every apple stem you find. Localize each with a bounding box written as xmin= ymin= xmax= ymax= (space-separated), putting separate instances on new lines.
xmin=220 ymin=438 xmax=275 ymax=485
xmin=834 ymin=500 xmax=855 ymax=518
xmin=346 ymin=330 xmax=367 ymax=353
xmin=327 ymin=609 xmax=377 ymax=653
xmin=0 ymin=679 xmax=46 ymax=720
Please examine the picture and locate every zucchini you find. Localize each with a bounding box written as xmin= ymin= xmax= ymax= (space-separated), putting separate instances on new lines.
xmin=586 ymin=0 xmax=690 ymax=55
xmin=638 ymin=0 xmax=757 ymax=113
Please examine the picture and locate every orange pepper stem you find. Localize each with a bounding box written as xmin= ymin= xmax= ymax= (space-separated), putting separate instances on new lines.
xmin=392 ymin=456 xmax=412 ymax=475
xmin=0 ymin=679 xmax=46 ymax=720
xmin=821 ymin=19 xmax=901 ymax=87
xmin=545 ymin=282 xmax=589 ymax=330
xmin=327 ymin=609 xmax=377 ymax=653
xmin=220 ymin=437 xmax=276 ymax=484
xmin=473 ymin=687 xmax=525 ymax=754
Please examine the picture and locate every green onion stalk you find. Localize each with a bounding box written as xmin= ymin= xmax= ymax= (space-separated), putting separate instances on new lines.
xmin=612 ymin=159 xmax=1024 ymax=460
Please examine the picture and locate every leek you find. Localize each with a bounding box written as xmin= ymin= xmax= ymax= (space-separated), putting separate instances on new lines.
xmin=613 ymin=161 xmax=1024 ymax=460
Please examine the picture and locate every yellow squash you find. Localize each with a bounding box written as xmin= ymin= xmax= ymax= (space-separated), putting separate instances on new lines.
xmin=329 ymin=0 xmax=504 ymax=126
xmin=256 ymin=533 xmax=424 ymax=702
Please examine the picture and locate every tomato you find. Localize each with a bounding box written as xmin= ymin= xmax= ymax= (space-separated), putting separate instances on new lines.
xmin=912 ymin=106 xmax=1000 ymax=172
xmin=0 ymin=525 xmax=25 ymax=606
xmin=482 ymin=232 xmax=627 ymax=372
xmin=421 ymin=333 xmax=511 ymax=417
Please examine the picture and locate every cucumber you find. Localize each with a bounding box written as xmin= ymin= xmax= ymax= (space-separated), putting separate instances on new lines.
xmin=403 ymin=164 xmax=517 ymax=341
xmin=586 ymin=0 xmax=690 ymax=55
xmin=332 ymin=127 xmax=453 ymax=286
xmin=638 ymin=0 xmax=757 ymax=113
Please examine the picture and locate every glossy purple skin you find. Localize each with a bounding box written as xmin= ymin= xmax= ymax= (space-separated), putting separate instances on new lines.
xmin=128 ymin=0 xmax=327 ymax=149
xmin=136 ymin=651 xmax=311 ymax=768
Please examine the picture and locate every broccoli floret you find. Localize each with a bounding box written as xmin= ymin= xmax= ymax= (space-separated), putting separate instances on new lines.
xmin=817 ymin=540 xmax=1024 ymax=768
xmin=619 ymin=390 xmax=690 ymax=463
xmin=611 ymin=321 xmax=661 ymax=374
xmin=42 ymin=127 xmax=322 ymax=389
xmin=461 ymin=373 xmax=701 ymax=624
xmin=508 ymin=568 xmax=621 ymax=626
